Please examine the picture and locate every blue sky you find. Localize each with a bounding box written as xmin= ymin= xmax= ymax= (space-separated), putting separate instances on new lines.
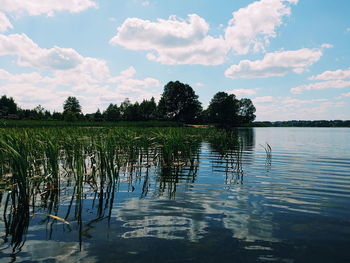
xmin=0 ymin=0 xmax=349 ymax=120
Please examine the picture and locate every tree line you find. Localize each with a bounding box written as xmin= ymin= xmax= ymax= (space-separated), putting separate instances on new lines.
xmin=0 ymin=81 xmax=256 ymax=127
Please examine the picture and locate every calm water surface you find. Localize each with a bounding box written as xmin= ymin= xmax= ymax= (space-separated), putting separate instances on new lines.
xmin=1 ymin=128 xmax=349 ymax=262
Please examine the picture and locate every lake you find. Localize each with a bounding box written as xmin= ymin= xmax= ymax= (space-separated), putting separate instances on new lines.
xmin=0 ymin=127 xmax=349 ymax=262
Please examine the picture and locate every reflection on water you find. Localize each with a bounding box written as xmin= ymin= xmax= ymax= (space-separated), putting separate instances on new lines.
xmin=1 ymin=128 xmax=350 ymax=262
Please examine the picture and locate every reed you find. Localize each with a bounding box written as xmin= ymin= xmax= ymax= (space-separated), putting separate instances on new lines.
xmin=0 ymin=126 xmax=250 ymax=253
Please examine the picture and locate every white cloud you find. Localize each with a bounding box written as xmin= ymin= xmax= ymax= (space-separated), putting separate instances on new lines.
xmin=110 ymin=14 xmax=228 ymax=65
xmin=254 ymin=96 xmax=347 ymax=121
xmin=309 ymin=68 xmax=350 ymax=81
xmin=0 ymin=12 xmax=12 ymax=32
xmin=110 ymin=14 xmax=209 ymax=50
xmin=0 ymin=66 xmax=161 ymax=113
xmin=110 ymin=0 xmax=299 ymax=65
xmin=141 ymin=1 xmax=150 ymax=6
xmin=0 ymin=34 xmax=82 ymax=70
xmin=253 ymin=96 xmax=274 ymax=103
xmin=341 ymin=92 xmax=350 ymax=97
xmin=109 ymin=67 xmax=160 ymax=100
xmin=229 ymin=89 xmax=256 ymax=97
xmin=321 ymin=43 xmax=333 ymax=49
xmin=0 ymin=33 xmax=110 ymax=80
xmin=225 ymin=0 xmax=297 ymax=55
xmin=282 ymin=98 xmax=328 ymax=105
xmin=145 ymin=36 xmax=227 ymax=65
xmin=291 ymin=80 xmax=350 ymax=94
xmin=0 ymin=34 xmax=161 ymax=112
xmin=225 ymin=48 xmax=322 ymax=79
xmin=0 ymin=0 xmax=97 ymax=17
xmin=194 ymin=82 xmax=204 ymax=87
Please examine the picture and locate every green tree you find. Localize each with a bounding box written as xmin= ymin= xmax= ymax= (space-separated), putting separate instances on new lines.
xmin=207 ymin=92 xmax=239 ymax=127
xmin=158 ymin=81 xmax=202 ymax=123
xmin=238 ymin=98 xmax=256 ymax=124
xmin=94 ymin=109 xmax=103 ymax=122
xmin=104 ymin=104 xmax=120 ymax=122
xmin=52 ymin=111 xmax=63 ymax=121
xmin=63 ymin=96 xmax=81 ymax=121
xmin=126 ymin=102 xmax=140 ymax=121
xmin=33 ymin=105 xmax=46 ymax=120
xmin=120 ymin=98 xmax=131 ymax=120
xmin=139 ymin=97 xmax=157 ymax=120
xmin=0 ymin=95 xmax=18 ymax=116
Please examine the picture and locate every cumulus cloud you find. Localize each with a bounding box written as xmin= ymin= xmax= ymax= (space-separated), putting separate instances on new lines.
xmin=0 ymin=66 xmax=161 ymax=113
xmin=254 ymin=96 xmax=346 ymax=121
xmin=0 ymin=0 xmax=97 ymax=16
xmin=225 ymin=0 xmax=297 ymax=55
xmin=0 ymin=33 xmax=110 ymax=80
xmin=0 ymin=12 xmax=12 ymax=32
xmin=253 ymin=96 xmax=274 ymax=103
xmin=146 ymin=36 xmax=227 ymax=65
xmin=0 ymin=34 xmax=82 ymax=70
xmin=110 ymin=14 xmax=228 ymax=65
xmin=109 ymin=66 xmax=160 ymax=98
xmin=0 ymin=33 xmax=161 ymax=112
xmin=110 ymin=14 xmax=209 ymax=50
xmin=309 ymin=68 xmax=350 ymax=81
xmin=229 ymin=89 xmax=256 ymax=97
xmin=109 ymin=0 xmax=299 ymax=65
xmin=291 ymin=80 xmax=350 ymax=94
xmin=225 ymin=48 xmax=322 ymax=79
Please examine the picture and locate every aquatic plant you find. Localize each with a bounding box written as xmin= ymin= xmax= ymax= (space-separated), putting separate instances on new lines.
xmin=0 ymin=126 xmax=252 ymax=253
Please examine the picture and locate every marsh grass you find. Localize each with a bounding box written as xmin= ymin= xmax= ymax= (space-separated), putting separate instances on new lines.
xmin=260 ymin=142 xmax=272 ymax=168
xmin=0 ymin=127 xmax=252 ymax=254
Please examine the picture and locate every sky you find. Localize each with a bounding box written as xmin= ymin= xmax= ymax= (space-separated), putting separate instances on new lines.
xmin=0 ymin=0 xmax=349 ymax=121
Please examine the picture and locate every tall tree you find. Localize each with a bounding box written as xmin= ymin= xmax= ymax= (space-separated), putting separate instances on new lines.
xmin=0 ymin=95 xmax=18 ymax=116
xmin=104 ymin=104 xmax=120 ymax=122
xmin=139 ymin=97 xmax=157 ymax=120
xmin=126 ymin=102 xmax=140 ymax=121
xmin=158 ymin=81 xmax=202 ymax=123
xmin=63 ymin=96 xmax=82 ymax=121
xmin=120 ymin=98 xmax=131 ymax=121
xmin=207 ymin=92 xmax=239 ymax=127
xmin=94 ymin=109 xmax=103 ymax=122
xmin=238 ymin=98 xmax=256 ymax=124
xmin=63 ymin=96 xmax=81 ymax=114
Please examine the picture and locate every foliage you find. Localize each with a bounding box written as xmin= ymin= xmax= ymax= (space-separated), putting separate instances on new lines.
xmin=0 ymin=95 xmax=18 ymax=116
xmin=94 ymin=109 xmax=103 ymax=122
xmin=139 ymin=97 xmax=157 ymax=120
xmin=0 ymin=82 xmax=259 ymax=127
xmin=238 ymin=98 xmax=256 ymax=124
xmin=158 ymin=81 xmax=202 ymax=123
xmin=207 ymin=92 xmax=256 ymax=127
xmin=208 ymin=92 xmax=240 ymax=127
xmin=63 ymin=96 xmax=82 ymax=121
xmin=104 ymin=104 xmax=120 ymax=121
